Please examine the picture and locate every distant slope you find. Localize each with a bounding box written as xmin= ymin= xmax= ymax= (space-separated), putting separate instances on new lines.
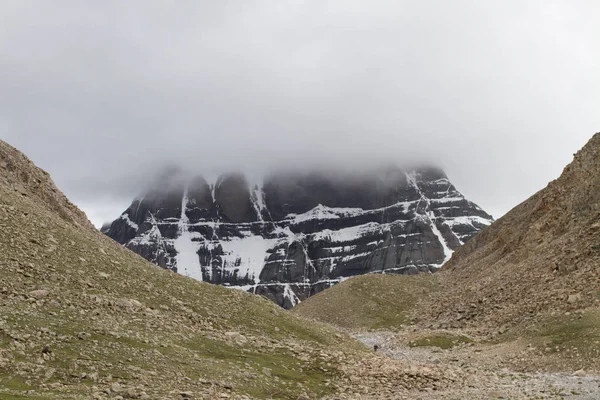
xmin=293 ymin=274 xmax=440 ymax=331
xmin=0 ymin=140 xmax=366 ymax=399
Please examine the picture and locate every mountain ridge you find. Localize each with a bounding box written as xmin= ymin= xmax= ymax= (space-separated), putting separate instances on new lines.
xmin=103 ymin=165 xmax=493 ymax=308
xmin=0 ymin=141 xmax=94 ymax=230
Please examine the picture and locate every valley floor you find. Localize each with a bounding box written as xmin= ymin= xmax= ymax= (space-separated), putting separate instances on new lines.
xmin=329 ymin=329 xmax=600 ymax=400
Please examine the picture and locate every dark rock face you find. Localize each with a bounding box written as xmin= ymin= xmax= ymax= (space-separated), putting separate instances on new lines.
xmin=103 ymin=166 xmax=493 ymax=308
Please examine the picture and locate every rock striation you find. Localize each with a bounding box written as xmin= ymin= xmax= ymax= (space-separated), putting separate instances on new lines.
xmin=103 ymin=166 xmax=493 ymax=308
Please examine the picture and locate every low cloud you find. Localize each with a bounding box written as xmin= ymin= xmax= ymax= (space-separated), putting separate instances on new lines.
xmin=1 ymin=1 xmax=598 ymax=226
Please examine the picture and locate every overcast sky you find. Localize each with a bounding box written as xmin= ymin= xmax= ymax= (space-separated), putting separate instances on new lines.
xmin=1 ymin=0 xmax=598 ymax=227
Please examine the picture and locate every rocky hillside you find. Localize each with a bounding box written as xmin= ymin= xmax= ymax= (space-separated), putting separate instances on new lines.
xmin=296 ymin=132 xmax=600 ymax=371
xmin=103 ymin=166 xmax=492 ymax=308
xmin=0 ymin=141 xmax=94 ymax=230
xmin=426 ymin=132 xmax=600 ymax=330
xmin=0 ymin=140 xmax=372 ymax=399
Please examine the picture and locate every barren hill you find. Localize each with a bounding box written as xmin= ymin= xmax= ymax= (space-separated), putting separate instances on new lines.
xmin=428 ymin=132 xmax=600 ymax=329
xmin=0 ymin=141 xmax=94 ymax=230
xmin=1 ymin=140 xmax=371 ymax=399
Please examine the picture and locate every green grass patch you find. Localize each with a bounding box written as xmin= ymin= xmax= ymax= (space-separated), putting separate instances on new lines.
xmin=0 ymin=377 xmax=55 ymax=400
xmin=525 ymin=309 xmax=600 ymax=356
xmin=294 ymin=273 xmax=439 ymax=330
xmin=0 ymin=393 xmax=53 ymax=400
xmin=175 ymin=335 xmax=341 ymax=399
xmin=409 ymin=333 xmax=473 ymax=349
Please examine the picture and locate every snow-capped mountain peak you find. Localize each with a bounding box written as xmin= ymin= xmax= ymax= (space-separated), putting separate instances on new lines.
xmin=103 ymin=166 xmax=493 ymax=308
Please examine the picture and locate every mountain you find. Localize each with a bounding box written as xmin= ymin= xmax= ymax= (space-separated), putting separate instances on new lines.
xmin=296 ymin=132 xmax=600 ymax=371
xmin=0 ymin=139 xmax=497 ymax=399
xmin=5 ymin=136 xmax=598 ymax=399
xmin=103 ymin=166 xmax=493 ymax=308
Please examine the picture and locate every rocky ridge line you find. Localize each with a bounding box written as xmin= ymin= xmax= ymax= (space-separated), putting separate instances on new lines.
xmin=104 ymin=166 xmax=492 ymax=308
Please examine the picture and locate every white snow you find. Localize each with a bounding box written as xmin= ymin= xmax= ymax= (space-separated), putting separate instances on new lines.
xmin=440 ymin=215 xmax=493 ymax=246
xmin=287 ymin=201 xmax=416 ymax=225
xmin=426 ymin=210 xmax=453 ymax=264
xmin=430 ymin=197 xmax=465 ymax=204
xmin=407 ymin=171 xmax=454 ymax=266
xmin=217 ymin=235 xmax=279 ymax=281
xmin=244 ymin=174 xmax=273 ymax=222
xmin=128 ymin=213 xmax=162 ymax=246
xmin=313 ymin=222 xmax=382 ymax=243
xmin=174 ymin=188 xmax=204 ymax=281
xmin=288 ymin=204 xmax=364 ymax=223
xmin=328 ymin=245 xmax=358 ymax=254
xmin=316 ymin=251 xmax=372 ymax=263
xmin=272 ymin=225 xmax=298 ymax=243
xmin=250 ymin=192 xmax=263 ymax=222
xmin=341 ymin=252 xmax=370 ymax=262
xmin=228 ymin=277 xmax=351 ymax=306
xmin=283 ymin=284 xmax=300 ymax=307
xmin=443 ymin=215 xmax=493 ymax=228
xmin=254 ymin=186 xmax=265 ymax=211
xmin=132 ymin=196 xmax=145 ymax=220
xmin=120 ymin=213 xmax=139 ymax=230
xmin=210 ymin=178 xmax=219 ymax=203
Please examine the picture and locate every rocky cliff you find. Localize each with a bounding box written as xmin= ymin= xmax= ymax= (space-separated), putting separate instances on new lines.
xmin=103 ymin=166 xmax=493 ymax=308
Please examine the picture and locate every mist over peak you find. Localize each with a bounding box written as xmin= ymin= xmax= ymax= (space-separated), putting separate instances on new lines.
xmin=1 ymin=1 xmax=597 ymax=227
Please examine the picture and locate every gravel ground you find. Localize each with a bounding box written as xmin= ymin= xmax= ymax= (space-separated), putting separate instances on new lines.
xmin=353 ymin=331 xmax=600 ymax=399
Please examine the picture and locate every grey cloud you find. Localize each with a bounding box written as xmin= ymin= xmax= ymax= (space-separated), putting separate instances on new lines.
xmin=1 ymin=0 xmax=599 ymax=227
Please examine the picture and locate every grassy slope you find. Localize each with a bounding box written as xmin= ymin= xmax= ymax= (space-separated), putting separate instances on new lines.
xmin=0 ymin=156 xmax=366 ymax=399
xmin=293 ymin=274 xmax=440 ymax=331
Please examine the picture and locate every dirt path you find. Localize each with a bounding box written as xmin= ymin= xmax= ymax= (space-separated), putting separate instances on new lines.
xmin=351 ymin=331 xmax=600 ymax=399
